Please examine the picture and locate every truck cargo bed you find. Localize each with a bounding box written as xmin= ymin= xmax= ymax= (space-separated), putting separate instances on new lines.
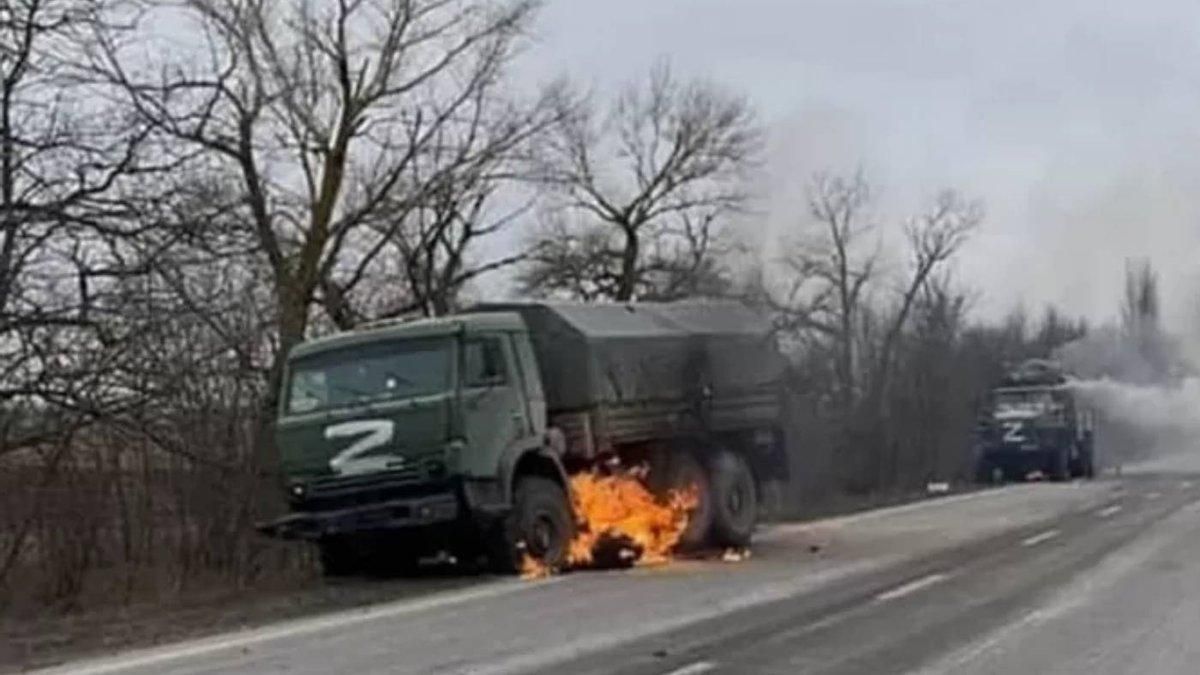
xmin=477 ymin=301 xmax=785 ymax=455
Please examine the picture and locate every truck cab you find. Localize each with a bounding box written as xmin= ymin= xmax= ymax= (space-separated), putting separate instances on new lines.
xmin=262 ymin=312 xmax=570 ymax=574
xmin=973 ymin=360 xmax=1096 ymax=482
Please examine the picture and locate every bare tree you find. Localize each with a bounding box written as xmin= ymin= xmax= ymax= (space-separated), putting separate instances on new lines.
xmin=763 ymin=174 xmax=979 ymax=411
xmin=382 ymin=176 xmax=530 ymax=318
xmin=1033 ymin=305 xmax=1087 ymax=356
xmin=1121 ymin=257 xmax=1159 ymax=339
xmin=517 ymin=214 xmax=613 ymax=302
xmin=890 ymin=272 xmax=971 ymax=484
xmin=764 ymin=171 xmax=876 ymax=412
xmin=0 ymin=1 xmax=158 ymax=449
xmin=1117 ymin=257 xmax=1172 ymax=381
xmin=98 ymin=0 xmax=543 ymax=400
xmin=0 ymin=1 xmax=182 ymax=598
xmin=871 ymin=189 xmax=982 ymax=397
xmin=759 ymin=174 xmax=980 ymax=493
xmin=324 ymin=81 xmax=563 ymax=322
xmin=525 ymin=62 xmax=759 ymax=301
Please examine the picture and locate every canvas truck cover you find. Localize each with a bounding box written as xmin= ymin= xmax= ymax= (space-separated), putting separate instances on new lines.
xmin=476 ymin=301 xmax=786 ymax=415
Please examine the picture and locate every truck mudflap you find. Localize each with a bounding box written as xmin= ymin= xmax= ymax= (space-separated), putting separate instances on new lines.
xmin=257 ymin=492 xmax=459 ymax=540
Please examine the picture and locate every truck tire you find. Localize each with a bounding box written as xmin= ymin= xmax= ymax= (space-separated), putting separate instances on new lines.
xmin=1051 ymin=447 xmax=1072 ymax=482
xmin=489 ymin=476 xmax=574 ymax=574
xmin=708 ymin=449 xmax=758 ymax=547
xmin=318 ymin=537 xmax=363 ymax=577
xmin=1081 ymin=447 xmax=1096 ymax=479
xmin=662 ymin=449 xmax=714 ymax=549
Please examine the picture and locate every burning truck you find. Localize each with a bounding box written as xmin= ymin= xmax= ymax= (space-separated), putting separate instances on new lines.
xmin=973 ymin=359 xmax=1097 ymax=483
xmin=258 ymin=301 xmax=788 ymax=575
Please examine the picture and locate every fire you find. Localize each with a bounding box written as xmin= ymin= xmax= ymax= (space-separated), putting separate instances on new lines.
xmin=567 ymin=469 xmax=698 ymax=568
xmin=520 ymin=551 xmax=553 ymax=579
xmin=521 ymin=467 xmax=698 ymax=579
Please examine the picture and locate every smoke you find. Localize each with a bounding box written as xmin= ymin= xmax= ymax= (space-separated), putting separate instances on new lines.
xmin=1058 ymin=326 xmax=1200 ymax=470
xmin=1066 ymin=377 xmax=1200 ymax=468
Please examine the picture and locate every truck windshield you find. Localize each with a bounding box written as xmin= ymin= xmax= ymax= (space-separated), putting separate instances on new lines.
xmin=285 ymin=338 xmax=450 ymax=415
xmin=993 ymin=389 xmax=1060 ymax=416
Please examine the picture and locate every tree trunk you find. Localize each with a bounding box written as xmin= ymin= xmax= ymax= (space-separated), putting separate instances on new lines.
xmin=257 ymin=280 xmax=310 ymax=490
xmin=616 ymin=226 xmax=639 ymax=302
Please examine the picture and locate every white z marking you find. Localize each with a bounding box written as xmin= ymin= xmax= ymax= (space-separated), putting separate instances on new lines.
xmin=1002 ymin=420 xmax=1026 ymax=443
xmin=325 ymin=419 xmax=396 ymax=475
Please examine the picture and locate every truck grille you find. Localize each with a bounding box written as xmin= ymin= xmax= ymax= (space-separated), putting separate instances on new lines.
xmin=297 ymin=467 xmax=440 ymax=511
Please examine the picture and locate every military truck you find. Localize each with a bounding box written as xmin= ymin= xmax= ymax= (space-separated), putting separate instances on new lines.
xmin=972 ymin=359 xmax=1096 ymax=483
xmin=258 ymin=301 xmax=788 ymax=575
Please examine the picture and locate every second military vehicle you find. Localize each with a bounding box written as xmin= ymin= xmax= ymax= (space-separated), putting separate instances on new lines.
xmin=973 ymin=359 xmax=1097 ymax=483
xmin=259 ymin=301 xmax=788 ymax=574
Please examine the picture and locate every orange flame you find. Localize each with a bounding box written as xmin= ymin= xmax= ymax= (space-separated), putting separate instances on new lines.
xmin=567 ymin=469 xmax=698 ymax=568
xmin=519 ymin=467 xmax=698 ymax=579
xmin=520 ymin=551 xmax=553 ymax=579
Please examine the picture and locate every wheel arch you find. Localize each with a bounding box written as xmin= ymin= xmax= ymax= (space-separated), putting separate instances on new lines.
xmin=501 ymin=446 xmax=570 ymax=503
xmin=712 ymin=427 xmax=786 ymax=505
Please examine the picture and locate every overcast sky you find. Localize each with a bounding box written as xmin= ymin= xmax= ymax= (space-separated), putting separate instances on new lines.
xmin=515 ymin=0 xmax=1200 ymax=328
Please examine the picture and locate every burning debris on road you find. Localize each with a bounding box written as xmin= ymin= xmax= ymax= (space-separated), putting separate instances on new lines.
xmin=522 ymin=466 xmax=699 ymax=578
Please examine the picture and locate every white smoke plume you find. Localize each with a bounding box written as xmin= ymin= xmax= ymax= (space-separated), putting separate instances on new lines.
xmin=1058 ymin=325 xmax=1200 ymax=471
xmin=1066 ymin=377 xmax=1200 ymax=468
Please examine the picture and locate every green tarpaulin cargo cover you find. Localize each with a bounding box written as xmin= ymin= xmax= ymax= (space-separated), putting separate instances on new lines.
xmin=477 ymin=301 xmax=785 ymax=415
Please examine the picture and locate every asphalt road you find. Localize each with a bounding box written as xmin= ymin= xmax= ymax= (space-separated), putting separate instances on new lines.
xmin=36 ymin=459 xmax=1200 ymax=675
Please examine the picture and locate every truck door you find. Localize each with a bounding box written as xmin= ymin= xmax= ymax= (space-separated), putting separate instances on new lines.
xmin=460 ymin=334 xmax=532 ymax=477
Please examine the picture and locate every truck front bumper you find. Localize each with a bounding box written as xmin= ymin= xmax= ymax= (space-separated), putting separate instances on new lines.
xmin=257 ymin=492 xmax=460 ymax=540
xmin=980 ymin=447 xmax=1066 ymax=475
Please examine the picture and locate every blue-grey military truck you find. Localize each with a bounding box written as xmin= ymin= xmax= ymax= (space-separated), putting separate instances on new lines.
xmin=973 ymin=359 xmax=1096 ymax=483
xmin=258 ymin=301 xmax=789 ymax=575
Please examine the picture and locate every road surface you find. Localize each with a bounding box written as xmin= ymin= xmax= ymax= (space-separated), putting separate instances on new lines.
xmin=33 ymin=462 xmax=1200 ymax=674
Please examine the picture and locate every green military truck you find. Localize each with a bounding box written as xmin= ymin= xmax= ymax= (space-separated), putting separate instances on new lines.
xmin=259 ymin=301 xmax=788 ymax=575
xmin=972 ymin=359 xmax=1097 ymax=483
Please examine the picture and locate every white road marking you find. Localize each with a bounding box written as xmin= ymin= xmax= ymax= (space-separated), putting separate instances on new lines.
xmin=1146 ymin=491 xmax=1161 ymax=500
xmin=876 ymin=573 xmax=950 ymax=602
xmin=664 ymin=661 xmax=718 ymax=675
xmin=472 ymin=559 xmax=890 ymax=675
xmin=1097 ymin=504 xmax=1123 ymax=518
xmin=913 ymin=500 xmax=1200 ymax=675
xmin=34 ymin=578 xmax=565 ymax=675
xmin=1020 ymin=529 xmax=1060 ymax=547
xmin=1182 ymin=481 xmax=1193 ymax=490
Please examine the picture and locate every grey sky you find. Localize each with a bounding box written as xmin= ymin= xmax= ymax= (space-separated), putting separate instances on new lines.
xmin=516 ymin=0 xmax=1200 ymax=327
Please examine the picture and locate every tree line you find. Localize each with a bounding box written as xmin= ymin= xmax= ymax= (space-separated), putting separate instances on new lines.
xmin=0 ymin=0 xmax=1097 ymax=616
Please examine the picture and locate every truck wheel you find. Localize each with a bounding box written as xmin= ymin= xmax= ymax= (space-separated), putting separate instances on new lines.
xmin=1069 ymin=444 xmax=1087 ymax=478
xmin=489 ymin=476 xmax=573 ymax=574
xmin=1082 ymin=448 xmax=1096 ymax=479
xmin=317 ymin=537 xmax=363 ymax=577
xmin=708 ymin=449 xmax=758 ymax=548
xmin=663 ymin=449 xmax=714 ymax=549
xmin=1051 ymin=448 xmax=1072 ymax=482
